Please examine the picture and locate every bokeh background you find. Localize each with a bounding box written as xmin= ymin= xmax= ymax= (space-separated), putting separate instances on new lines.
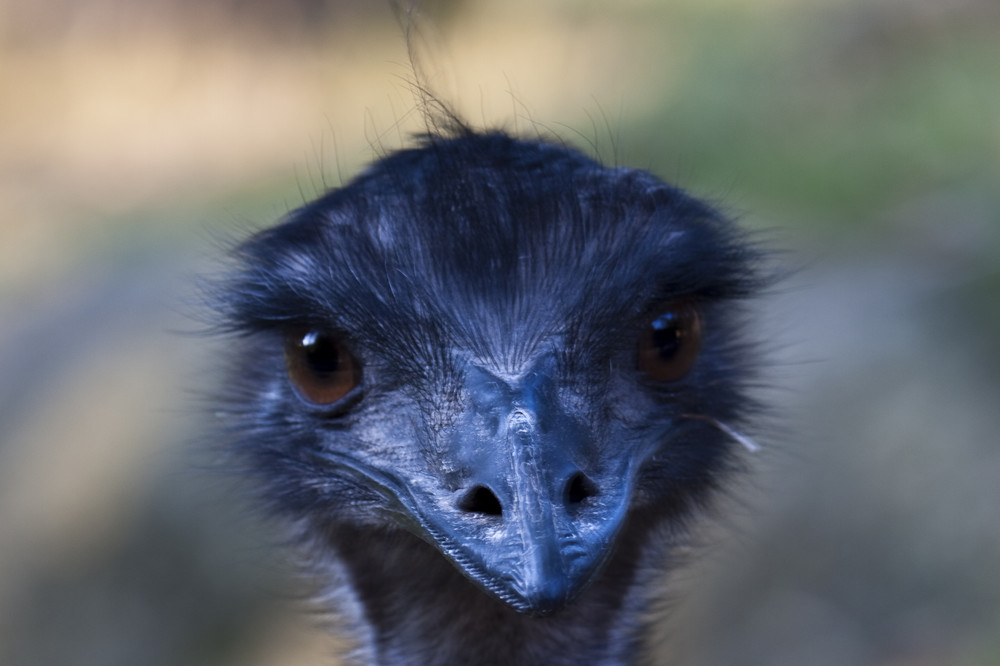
xmin=1 ymin=1 xmax=998 ymax=664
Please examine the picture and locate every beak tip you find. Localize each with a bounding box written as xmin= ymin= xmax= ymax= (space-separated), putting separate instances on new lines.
xmin=511 ymin=574 xmax=576 ymax=616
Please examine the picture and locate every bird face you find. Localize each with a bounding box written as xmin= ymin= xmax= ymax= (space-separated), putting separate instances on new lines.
xmin=215 ymin=132 xmax=758 ymax=616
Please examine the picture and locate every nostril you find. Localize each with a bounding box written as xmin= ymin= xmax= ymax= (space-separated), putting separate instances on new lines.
xmin=565 ymin=472 xmax=597 ymax=506
xmin=458 ymin=485 xmax=503 ymax=516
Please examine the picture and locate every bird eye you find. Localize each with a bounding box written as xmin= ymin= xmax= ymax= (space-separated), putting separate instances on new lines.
xmin=284 ymin=330 xmax=360 ymax=405
xmin=637 ymin=303 xmax=702 ymax=382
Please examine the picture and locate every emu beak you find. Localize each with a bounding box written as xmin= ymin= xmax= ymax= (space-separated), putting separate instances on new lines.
xmin=313 ymin=366 xmax=634 ymax=615
xmin=426 ymin=374 xmax=634 ymax=616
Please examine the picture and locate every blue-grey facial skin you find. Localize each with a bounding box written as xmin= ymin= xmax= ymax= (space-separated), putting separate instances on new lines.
xmin=211 ymin=128 xmax=761 ymax=663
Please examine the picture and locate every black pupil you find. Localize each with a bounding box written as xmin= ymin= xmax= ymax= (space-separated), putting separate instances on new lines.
xmin=302 ymin=334 xmax=343 ymax=375
xmin=650 ymin=312 xmax=684 ymax=359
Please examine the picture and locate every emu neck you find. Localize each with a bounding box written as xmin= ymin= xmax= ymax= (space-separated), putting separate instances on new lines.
xmin=327 ymin=524 xmax=658 ymax=666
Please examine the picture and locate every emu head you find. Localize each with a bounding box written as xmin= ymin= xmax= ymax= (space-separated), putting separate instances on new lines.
xmin=213 ymin=130 xmax=759 ymax=616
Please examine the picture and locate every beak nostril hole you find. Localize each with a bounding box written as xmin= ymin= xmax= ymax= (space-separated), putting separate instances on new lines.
xmin=565 ymin=472 xmax=597 ymax=505
xmin=458 ymin=485 xmax=503 ymax=516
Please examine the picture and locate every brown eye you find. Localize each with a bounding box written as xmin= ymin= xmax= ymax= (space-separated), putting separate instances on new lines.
xmin=284 ymin=330 xmax=360 ymax=405
xmin=637 ymin=303 xmax=702 ymax=382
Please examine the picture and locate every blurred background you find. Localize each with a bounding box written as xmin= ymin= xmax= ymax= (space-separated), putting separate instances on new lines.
xmin=1 ymin=0 xmax=998 ymax=664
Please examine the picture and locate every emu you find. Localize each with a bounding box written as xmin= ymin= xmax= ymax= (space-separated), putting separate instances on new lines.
xmin=210 ymin=123 xmax=762 ymax=665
